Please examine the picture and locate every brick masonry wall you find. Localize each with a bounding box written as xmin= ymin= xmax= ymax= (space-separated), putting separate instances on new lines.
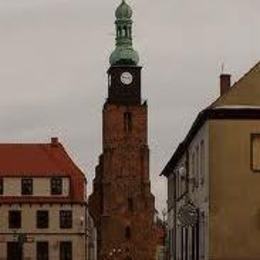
xmin=89 ymin=102 xmax=158 ymax=260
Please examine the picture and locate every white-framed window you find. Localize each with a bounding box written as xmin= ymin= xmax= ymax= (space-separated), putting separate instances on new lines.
xmin=196 ymin=145 xmax=199 ymax=187
xmin=191 ymin=152 xmax=196 ymax=191
xmin=200 ymin=140 xmax=205 ymax=185
xmin=51 ymin=177 xmax=63 ymax=195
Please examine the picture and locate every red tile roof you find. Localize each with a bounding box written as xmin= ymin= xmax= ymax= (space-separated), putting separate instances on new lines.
xmin=0 ymin=138 xmax=86 ymax=203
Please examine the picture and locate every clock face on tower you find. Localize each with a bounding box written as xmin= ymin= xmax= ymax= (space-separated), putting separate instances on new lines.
xmin=107 ymin=66 xmax=141 ymax=105
xmin=120 ymin=72 xmax=133 ymax=85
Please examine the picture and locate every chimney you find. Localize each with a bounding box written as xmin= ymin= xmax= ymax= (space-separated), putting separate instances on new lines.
xmin=51 ymin=137 xmax=59 ymax=147
xmin=220 ymin=74 xmax=231 ymax=96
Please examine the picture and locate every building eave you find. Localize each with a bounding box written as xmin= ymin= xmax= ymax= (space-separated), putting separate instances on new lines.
xmin=160 ymin=107 xmax=260 ymax=177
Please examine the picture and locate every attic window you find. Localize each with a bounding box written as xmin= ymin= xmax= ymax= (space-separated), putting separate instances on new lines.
xmin=22 ymin=178 xmax=33 ymax=195
xmin=51 ymin=177 xmax=63 ymax=195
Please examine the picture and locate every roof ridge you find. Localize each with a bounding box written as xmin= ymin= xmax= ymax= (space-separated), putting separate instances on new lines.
xmin=0 ymin=143 xmax=48 ymax=145
xmin=58 ymin=144 xmax=87 ymax=182
xmin=40 ymin=142 xmax=86 ymax=181
xmin=210 ymin=61 xmax=260 ymax=108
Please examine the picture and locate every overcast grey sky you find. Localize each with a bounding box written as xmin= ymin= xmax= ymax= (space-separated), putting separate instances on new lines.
xmin=0 ymin=0 xmax=260 ymax=212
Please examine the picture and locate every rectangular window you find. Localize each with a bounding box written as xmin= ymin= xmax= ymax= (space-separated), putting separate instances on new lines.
xmin=37 ymin=242 xmax=49 ymax=260
xmin=192 ymin=153 xmax=195 ymax=177
xmin=192 ymin=226 xmax=196 ymax=260
xmin=175 ymin=173 xmax=178 ymax=199
xmin=37 ymin=211 xmax=49 ymax=229
xmin=200 ymin=141 xmax=205 ymax=184
xmin=168 ymin=175 xmax=173 ymax=206
xmin=200 ymin=212 xmax=205 ymax=259
xmin=196 ymin=145 xmax=199 ymax=186
xmin=180 ymin=165 xmax=187 ymax=196
xmin=51 ymin=177 xmax=63 ymax=195
xmin=191 ymin=153 xmax=196 ymax=191
xmin=181 ymin=227 xmax=184 ymax=260
xmin=0 ymin=178 xmax=3 ymax=195
xmin=9 ymin=211 xmax=21 ymax=229
xmin=60 ymin=210 xmax=72 ymax=229
xmin=60 ymin=241 xmax=72 ymax=260
xmin=21 ymin=178 xmax=33 ymax=195
xmin=185 ymin=228 xmax=188 ymax=260
xmin=251 ymin=134 xmax=260 ymax=171
xmin=196 ymin=221 xmax=200 ymax=260
xmin=7 ymin=242 xmax=22 ymax=260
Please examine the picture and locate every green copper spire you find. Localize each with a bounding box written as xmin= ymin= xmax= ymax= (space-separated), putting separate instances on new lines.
xmin=109 ymin=0 xmax=139 ymax=66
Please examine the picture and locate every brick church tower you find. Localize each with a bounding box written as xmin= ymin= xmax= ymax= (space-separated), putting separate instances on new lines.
xmin=89 ymin=1 xmax=157 ymax=259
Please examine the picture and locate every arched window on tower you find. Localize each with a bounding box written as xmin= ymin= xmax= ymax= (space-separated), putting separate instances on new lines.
xmin=121 ymin=27 xmax=126 ymax=37
xmin=128 ymin=197 xmax=134 ymax=212
xmin=125 ymin=226 xmax=131 ymax=239
xmin=124 ymin=112 xmax=132 ymax=133
xmin=118 ymin=26 xmax=122 ymax=37
xmin=123 ymin=26 xmax=127 ymax=37
xmin=108 ymin=74 xmax=112 ymax=87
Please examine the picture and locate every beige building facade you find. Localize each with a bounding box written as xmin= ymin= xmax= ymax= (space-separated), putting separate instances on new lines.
xmin=1 ymin=177 xmax=70 ymax=197
xmin=0 ymin=204 xmax=86 ymax=260
xmin=162 ymin=62 xmax=260 ymax=260
xmin=0 ymin=138 xmax=89 ymax=260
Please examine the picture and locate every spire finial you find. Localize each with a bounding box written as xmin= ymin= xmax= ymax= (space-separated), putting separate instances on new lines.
xmin=109 ymin=0 xmax=139 ymax=66
xmin=115 ymin=0 xmax=132 ymax=19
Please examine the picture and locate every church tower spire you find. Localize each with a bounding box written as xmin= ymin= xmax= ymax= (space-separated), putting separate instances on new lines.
xmin=109 ymin=0 xmax=139 ymax=66
xmin=89 ymin=2 xmax=157 ymax=259
xmin=107 ymin=1 xmax=142 ymax=105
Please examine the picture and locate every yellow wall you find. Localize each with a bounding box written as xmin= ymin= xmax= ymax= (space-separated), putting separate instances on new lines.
xmin=212 ymin=62 xmax=260 ymax=107
xmin=209 ymin=119 xmax=260 ymax=259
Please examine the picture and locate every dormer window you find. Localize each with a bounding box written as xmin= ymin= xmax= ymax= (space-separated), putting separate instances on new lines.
xmin=21 ymin=178 xmax=33 ymax=195
xmin=51 ymin=177 xmax=62 ymax=195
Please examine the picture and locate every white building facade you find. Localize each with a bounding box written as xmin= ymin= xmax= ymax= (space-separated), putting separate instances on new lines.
xmin=165 ymin=121 xmax=210 ymax=260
